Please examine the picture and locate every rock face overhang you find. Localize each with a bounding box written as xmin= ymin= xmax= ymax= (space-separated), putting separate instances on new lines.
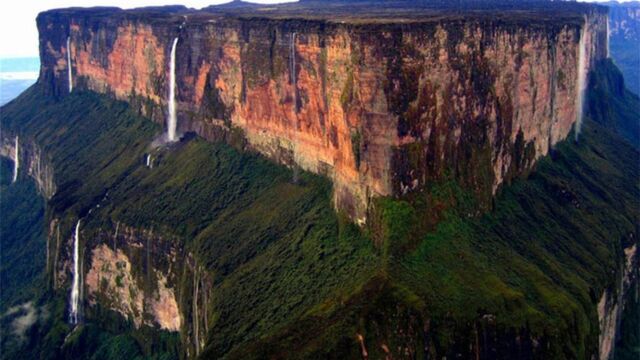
xmin=36 ymin=1 xmax=609 ymax=222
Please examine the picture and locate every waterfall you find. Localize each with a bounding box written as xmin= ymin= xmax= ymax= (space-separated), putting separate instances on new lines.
xmin=606 ymin=16 xmax=610 ymax=58
xmin=67 ymin=37 xmax=73 ymax=93
xmin=575 ymin=23 xmax=588 ymax=141
xmin=54 ymin=223 xmax=61 ymax=288
xmin=69 ymin=220 xmax=81 ymax=324
xmin=145 ymin=154 xmax=151 ymax=168
xmin=289 ymin=32 xmax=296 ymax=85
xmin=167 ymin=38 xmax=179 ymax=142
xmin=113 ymin=222 xmax=119 ymax=252
xmin=12 ymin=136 xmax=19 ymax=183
xmin=193 ymin=268 xmax=200 ymax=355
xmin=289 ymin=32 xmax=298 ymax=113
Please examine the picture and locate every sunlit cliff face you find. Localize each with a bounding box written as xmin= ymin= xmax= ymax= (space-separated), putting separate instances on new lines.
xmin=37 ymin=6 xmax=608 ymax=222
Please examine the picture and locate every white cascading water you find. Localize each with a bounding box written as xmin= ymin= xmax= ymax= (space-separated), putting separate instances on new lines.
xmin=67 ymin=37 xmax=73 ymax=93
xmin=606 ymin=16 xmax=610 ymax=58
xmin=69 ymin=220 xmax=81 ymax=324
xmin=12 ymin=136 xmax=19 ymax=183
xmin=167 ymin=38 xmax=179 ymax=142
xmin=290 ymin=32 xmax=296 ymax=85
xmin=575 ymin=22 xmax=588 ymax=141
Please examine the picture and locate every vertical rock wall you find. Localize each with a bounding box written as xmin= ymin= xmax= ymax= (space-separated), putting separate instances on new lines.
xmin=1 ymin=134 xmax=56 ymax=198
xmin=35 ymin=8 xmax=608 ymax=222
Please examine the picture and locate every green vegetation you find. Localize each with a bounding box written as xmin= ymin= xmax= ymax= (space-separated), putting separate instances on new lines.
xmin=350 ymin=129 xmax=361 ymax=169
xmin=0 ymin=88 xmax=182 ymax=360
xmin=0 ymin=157 xmax=46 ymax=312
xmin=340 ymin=68 xmax=354 ymax=111
xmin=53 ymin=318 xmax=181 ymax=360
xmin=228 ymin=117 xmax=638 ymax=360
xmin=225 ymin=61 xmax=639 ymax=359
xmin=397 ymin=116 xmax=636 ymax=358
xmin=0 ymin=58 xmax=637 ymax=359
xmin=0 ymin=84 xmax=379 ymax=359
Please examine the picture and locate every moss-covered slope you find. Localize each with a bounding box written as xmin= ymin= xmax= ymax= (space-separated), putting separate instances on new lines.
xmin=0 ymin=158 xmax=46 ymax=311
xmin=0 ymin=86 xmax=379 ymax=359
xmin=222 ymin=62 xmax=640 ymax=360
xmin=0 ymin=58 xmax=637 ymax=359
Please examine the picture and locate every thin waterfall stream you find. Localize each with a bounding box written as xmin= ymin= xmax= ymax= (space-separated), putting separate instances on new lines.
xmin=575 ymin=21 xmax=588 ymax=140
xmin=167 ymin=38 xmax=179 ymax=142
xmin=69 ymin=220 xmax=81 ymax=324
xmin=12 ymin=136 xmax=19 ymax=183
xmin=67 ymin=37 xmax=73 ymax=93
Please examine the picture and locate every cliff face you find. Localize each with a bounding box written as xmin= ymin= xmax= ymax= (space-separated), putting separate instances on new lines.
xmin=2 ymin=58 xmax=638 ymax=359
xmin=1 ymin=134 xmax=56 ymax=198
xmin=43 ymin=215 xmax=206 ymax=353
xmin=36 ymin=4 xmax=608 ymax=221
xmin=81 ymin=224 xmax=183 ymax=331
xmin=598 ymin=241 xmax=638 ymax=360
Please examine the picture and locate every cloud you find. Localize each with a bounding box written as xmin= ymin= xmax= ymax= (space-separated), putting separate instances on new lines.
xmin=0 ymin=72 xmax=39 ymax=80
xmin=3 ymin=302 xmax=48 ymax=343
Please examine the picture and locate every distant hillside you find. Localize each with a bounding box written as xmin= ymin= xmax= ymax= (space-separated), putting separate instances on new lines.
xmin=0 ymin=57 xmax=39 ymax=106
xmin=605 ymin=1 xmax=640 ymax=95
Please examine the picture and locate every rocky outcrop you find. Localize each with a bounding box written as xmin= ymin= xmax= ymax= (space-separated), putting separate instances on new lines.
xmin=35 ymin=3 xmax=609 ymax=221
xmin=40 ymin=213 xmax=218 ymax=356
xmin=85 ymin=245 xmax=146 ymax=326
xmin=87 ymin=224 xmax=183 ymax=331
xmin=598 ymin=241 xmax=639 ymax=360
xmin=182 ymin=258 xmax=213 ymax=358
xmin=84 ymin=244 xmax=182 ymax=331
xmin=49 ymin=220 xmax=184 ymax=332
xmin=1 ymin=134 xmax=56 ymax=198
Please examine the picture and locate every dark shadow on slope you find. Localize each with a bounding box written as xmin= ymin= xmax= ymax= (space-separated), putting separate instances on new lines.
xmin=586 ymin=59 xmax=640 ymax=147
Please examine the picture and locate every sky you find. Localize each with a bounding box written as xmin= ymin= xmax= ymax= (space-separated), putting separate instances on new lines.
xmin=0 ymin=0 xmax=631 ymax=58
xmin=0 ymin=0 xmax=295 ymax=58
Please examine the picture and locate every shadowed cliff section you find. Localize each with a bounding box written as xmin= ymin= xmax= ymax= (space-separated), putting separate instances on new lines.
xmin=220 ymin=61 xmax=639 ymax=360
xmin=586 ymin=59 xmax=640 ymax=147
